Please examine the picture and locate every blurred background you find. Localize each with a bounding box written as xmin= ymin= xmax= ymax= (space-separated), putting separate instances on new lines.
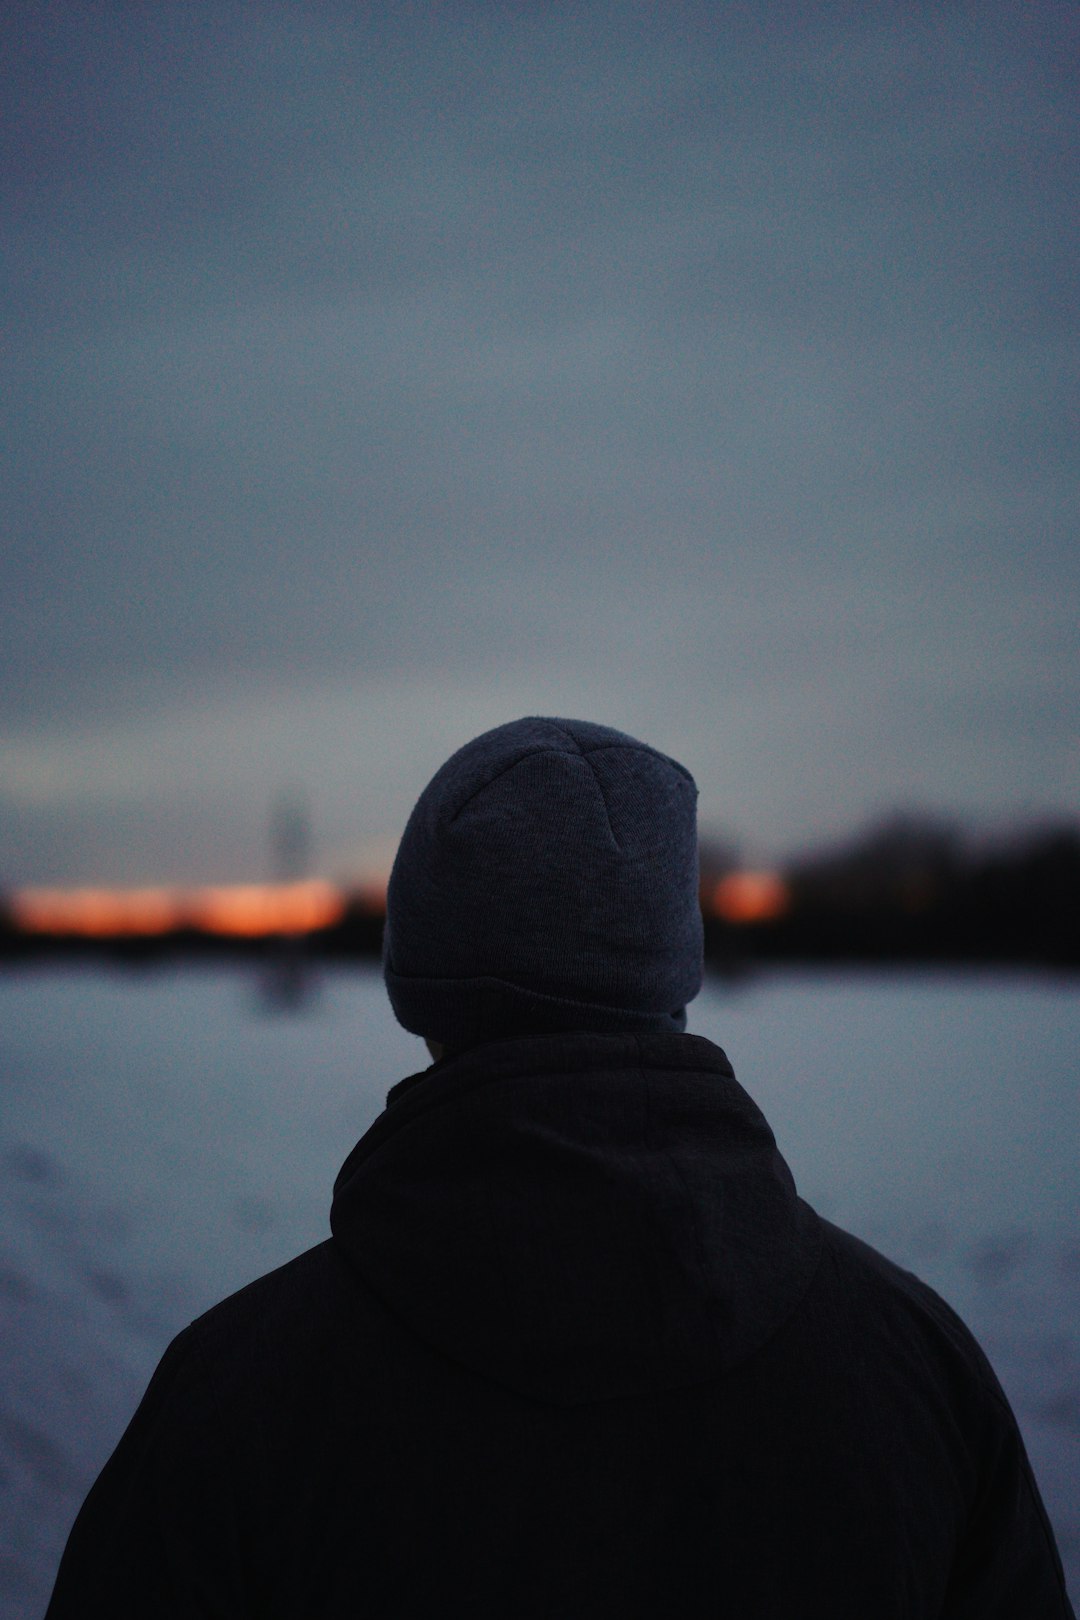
xmin=2 ymin=3 xmax=1077 ymax=1614
xmin=3 ymin=0 xmax=1078 ymax=890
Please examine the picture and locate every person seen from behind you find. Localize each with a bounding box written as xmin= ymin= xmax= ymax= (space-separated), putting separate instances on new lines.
xmin=47 ymin=717 xmax=1074 ymax=1617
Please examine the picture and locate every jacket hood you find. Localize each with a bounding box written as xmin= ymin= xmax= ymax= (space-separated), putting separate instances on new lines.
xmin=331 ymin=1031 xmax=821 ymax=1406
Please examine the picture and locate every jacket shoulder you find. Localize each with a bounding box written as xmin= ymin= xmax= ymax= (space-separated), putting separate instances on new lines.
xmin=816 ymin=1218 xmax=1003 ymax=1396
xmin=182 ymin=1238 xmax=390 ymax=1402
xmin=189 ymin=1239 xmax=345 ymax=1341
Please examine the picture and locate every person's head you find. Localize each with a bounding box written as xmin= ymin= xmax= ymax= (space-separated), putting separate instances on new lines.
xmin=383 ymin=717 xmax=703 ymax=1052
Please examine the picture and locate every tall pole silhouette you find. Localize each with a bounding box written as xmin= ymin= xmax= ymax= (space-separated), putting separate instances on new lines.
xmin=263 ymin=789 xmax=314 ymax=1011
xmin=269 ymin=790 xmax=311 ymax=885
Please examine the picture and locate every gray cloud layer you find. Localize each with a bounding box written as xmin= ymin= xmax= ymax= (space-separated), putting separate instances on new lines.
xmin=3 ymin=3 xmax=1077 ymax=881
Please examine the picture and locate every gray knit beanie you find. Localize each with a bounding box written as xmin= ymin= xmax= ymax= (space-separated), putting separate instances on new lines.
xmin=383 ymin=717 xmax=703 ymax=1049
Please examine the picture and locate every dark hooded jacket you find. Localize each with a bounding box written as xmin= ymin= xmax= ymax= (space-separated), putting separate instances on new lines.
xmin=47 ymin=1031 xmax=1073 ymax=1617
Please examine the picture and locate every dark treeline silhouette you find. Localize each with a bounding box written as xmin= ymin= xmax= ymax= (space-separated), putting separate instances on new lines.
xmin=710 ymin=815 xmax=1079 ymax=973
xmin=1 ymin=815 xmax=1077 ymax=972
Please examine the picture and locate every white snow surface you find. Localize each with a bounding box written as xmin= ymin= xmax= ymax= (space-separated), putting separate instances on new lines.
xmin=1 ymin=965 xmax=1077 ymax=1616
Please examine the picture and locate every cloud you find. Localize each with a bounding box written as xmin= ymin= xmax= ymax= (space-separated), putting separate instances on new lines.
xmin=2 ymin=2 xmax=1077 ymax=879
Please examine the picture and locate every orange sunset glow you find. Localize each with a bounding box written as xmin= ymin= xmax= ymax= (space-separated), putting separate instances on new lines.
xmin=10 ymin=881 xmax=348 ymax=939
xmin=8 ymin=872 xmax=787 ymax=939
xmin=709 ymin=870 xmax=790 ymax=925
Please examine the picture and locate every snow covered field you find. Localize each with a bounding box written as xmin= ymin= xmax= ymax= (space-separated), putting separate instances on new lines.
xmin=2 ymin=965 xmax=1077 ymax=1616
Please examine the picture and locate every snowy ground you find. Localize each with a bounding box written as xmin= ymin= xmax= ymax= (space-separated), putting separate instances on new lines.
xmin=1 ymin=965 xmax=1077 ymax=1616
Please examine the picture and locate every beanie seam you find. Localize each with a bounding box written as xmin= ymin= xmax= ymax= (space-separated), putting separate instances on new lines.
xmin=580 ymin=752 xmax=619 ymax=852
xmin=448 ymin=748 xmax=574 ymax=824
xmin=550 ymin=723 xmax=697 ymax=788
xmin=446 ymin=730 xmax=694 ymax=826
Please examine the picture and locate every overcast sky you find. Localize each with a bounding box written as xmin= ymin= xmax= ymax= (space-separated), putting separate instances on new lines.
xmin=3 ymin=1 xmax=1077 ymax=885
